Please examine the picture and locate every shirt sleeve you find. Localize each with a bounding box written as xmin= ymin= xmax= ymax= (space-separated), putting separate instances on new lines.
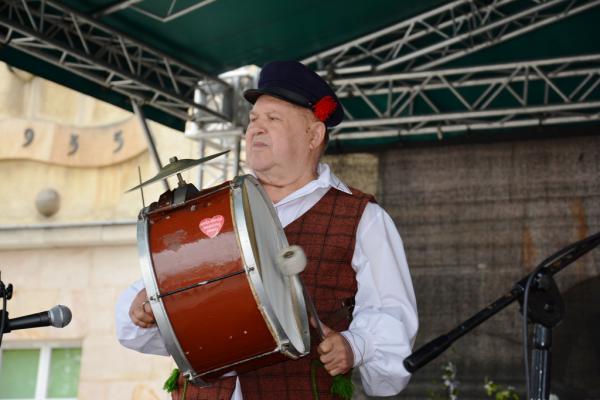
xmin=114 ymin=279 xmax=170 ymax=356
xmin=340 ymin=202 xmax=418 ymax=396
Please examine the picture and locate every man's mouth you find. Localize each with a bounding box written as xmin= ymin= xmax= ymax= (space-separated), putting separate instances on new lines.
xmin=252 ymin=141 xmax=269 ymax=148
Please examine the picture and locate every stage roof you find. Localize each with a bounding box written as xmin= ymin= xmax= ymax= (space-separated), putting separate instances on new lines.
xmin=0 ymin=0 xmax=599 ymax=149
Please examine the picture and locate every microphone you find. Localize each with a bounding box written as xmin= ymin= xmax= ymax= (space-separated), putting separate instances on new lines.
xmin=3 ymin=305 xmax=72 ymax=333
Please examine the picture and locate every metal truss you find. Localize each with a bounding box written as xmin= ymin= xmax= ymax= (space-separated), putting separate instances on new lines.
xmin=303 ymin=0 xmax=600 ymax=74
xmin=192 ymin=135 xmax=244 ymax=189
xmin=0 ymin=0 xmax=232 ymax=123
xmin=185 ymin=120 xmax=244 ymax=189
xmin=93 ymin=0 xmax=216 ymax=22
xmin=185 ymin=70 xmax=256 ymax=188
xmin=329 ymin=54 xmax=600 ymax=140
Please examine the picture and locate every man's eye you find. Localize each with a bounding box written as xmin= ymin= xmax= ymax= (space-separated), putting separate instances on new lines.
xmin=268 ymin=116 xmax=279 ymax=121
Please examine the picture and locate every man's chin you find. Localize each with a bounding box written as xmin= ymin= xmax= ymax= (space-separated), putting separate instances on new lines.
xmin=247 ymin=161 xmax=273 ymax=174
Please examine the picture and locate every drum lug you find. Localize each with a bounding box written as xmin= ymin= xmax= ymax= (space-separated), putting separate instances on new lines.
xmin=280 ymin=342 xmax=297 ymax=359
xmin=184 ymin=371 xmax=209 ymax=387
xmin=230 ymin=175 xmax=244 ymax=189
xmin=137 ymin=204 xmax=154 ymax=221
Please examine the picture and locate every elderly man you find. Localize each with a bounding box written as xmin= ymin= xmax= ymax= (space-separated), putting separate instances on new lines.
xmin=116 ymin=60 xmax=418 ymax=399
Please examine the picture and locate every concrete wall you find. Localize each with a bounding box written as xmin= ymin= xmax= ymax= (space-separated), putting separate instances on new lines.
xmin=373 ymin=134 xmax=600 ymax=399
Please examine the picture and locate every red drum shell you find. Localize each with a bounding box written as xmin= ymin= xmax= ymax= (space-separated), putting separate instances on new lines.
xmin=139 ymin=177 xmax=308 ymax=384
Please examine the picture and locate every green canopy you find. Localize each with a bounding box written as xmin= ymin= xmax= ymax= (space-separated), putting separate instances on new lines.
xmin=0 ymin=0 xmax=598 ymax=147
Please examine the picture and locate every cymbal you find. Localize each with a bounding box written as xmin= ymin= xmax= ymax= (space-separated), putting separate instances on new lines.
xmin=126 ymin=150 xmax=230 ymax=193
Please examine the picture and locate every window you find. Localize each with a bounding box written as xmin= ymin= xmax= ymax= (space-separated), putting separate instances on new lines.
xmin=0 ymin=342 xmax=81 ymax=400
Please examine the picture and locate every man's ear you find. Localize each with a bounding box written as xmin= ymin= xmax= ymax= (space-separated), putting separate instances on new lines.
xmin=308 ymin=121 xmax=326 ymax=151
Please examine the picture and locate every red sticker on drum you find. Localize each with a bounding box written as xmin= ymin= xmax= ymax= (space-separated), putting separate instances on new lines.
xmin=199 ymin=215 xmax=225 ymax=238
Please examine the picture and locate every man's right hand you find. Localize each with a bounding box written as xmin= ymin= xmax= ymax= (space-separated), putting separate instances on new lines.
xmin=129 ymin=288 xmax=156 ymax=328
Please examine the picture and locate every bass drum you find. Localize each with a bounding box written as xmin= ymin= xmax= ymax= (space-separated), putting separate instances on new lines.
xmin=138 ymin=175 xmax=309 ymax=385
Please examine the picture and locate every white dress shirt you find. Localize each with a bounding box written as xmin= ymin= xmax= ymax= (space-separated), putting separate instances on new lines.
xmin=115 ymin=163 xmax=418 ymax=397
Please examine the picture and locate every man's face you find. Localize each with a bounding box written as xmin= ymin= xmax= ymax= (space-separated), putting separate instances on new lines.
xmin=245 ymin=95 xmax=315 ymax=179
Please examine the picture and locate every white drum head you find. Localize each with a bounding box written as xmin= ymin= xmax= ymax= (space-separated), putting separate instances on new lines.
xmin=241 ymin=177 xmax=309 ymax=356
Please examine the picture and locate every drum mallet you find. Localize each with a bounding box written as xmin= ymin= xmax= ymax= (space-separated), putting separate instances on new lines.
xmin=277 ymin=245 xmax=326 ymax=341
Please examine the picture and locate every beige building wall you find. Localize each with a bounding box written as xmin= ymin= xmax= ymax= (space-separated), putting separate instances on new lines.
xmin=0 ymin=63 xmax=199 ymax=399
xmin=0 ymin=65 xmax=200 ymax=226
xmin=0 ymin=229 xmax=172 ymax=399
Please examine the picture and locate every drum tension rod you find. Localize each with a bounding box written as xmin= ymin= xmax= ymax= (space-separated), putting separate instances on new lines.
xmin=149 ymin=269 xmax=246 ymax=302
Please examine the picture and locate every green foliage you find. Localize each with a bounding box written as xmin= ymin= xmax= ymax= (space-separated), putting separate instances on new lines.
xmin=330 ymin=373 xmax=354 ymax=400
xmin=427 ymin=362 xmax=459 ymax=400
xmin=310 ymin=359 xmax=354 ymax=400
xmin=163 ymin=368 xmax=179 ymax=393
xmin=428 ymin=386 xmax=450 ymax=400
xmin=484 ymin=377 xmax=520 ymax=400
xmin=427 ymin=363 xmax=522 ymax=400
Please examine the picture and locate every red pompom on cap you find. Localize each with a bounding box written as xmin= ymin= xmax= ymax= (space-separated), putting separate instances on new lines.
xmin=313 ymin=96 xmax=337 ymax=123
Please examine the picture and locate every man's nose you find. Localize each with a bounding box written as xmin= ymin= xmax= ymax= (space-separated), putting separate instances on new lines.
xmin=246 ymin=121 xmax=265 ymax=136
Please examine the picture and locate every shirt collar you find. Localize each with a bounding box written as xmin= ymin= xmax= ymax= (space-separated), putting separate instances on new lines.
xmin=274 ymin=163 xmax=351 ymax=206
xmin=248 ymin=163 xmax=351 ymax=206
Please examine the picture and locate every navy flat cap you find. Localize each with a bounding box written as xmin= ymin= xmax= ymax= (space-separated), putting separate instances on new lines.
xmin=244 ymin=60 xmax=343 ymax=127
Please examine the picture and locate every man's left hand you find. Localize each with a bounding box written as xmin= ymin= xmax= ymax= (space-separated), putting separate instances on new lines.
xmin=316 ymin=322 xmax=354 ymax=376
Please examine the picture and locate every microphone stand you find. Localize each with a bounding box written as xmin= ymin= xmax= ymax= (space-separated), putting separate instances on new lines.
xmin=0 ymin=271 xmax=14 ymax=348
xmin=404 ymin=230 xmax=600 ymax=400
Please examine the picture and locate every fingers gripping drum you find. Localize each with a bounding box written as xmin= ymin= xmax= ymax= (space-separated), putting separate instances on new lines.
xmin=276 ymin=245 xmax=307 ymax=276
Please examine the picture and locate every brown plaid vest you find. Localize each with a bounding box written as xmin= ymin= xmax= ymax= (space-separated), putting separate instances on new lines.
xmin=172 ymin=187 xmax=374 ymax=400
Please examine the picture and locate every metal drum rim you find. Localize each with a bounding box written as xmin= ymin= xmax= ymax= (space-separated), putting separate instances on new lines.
xmin=233 ymin=175 xmax=310 ymax=358
xmin=137 ymin=216 xmax=206 ymax=385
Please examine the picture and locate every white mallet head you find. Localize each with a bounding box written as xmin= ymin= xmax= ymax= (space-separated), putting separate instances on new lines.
xmin=276 ymin=245 xmax=307 ymax=276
